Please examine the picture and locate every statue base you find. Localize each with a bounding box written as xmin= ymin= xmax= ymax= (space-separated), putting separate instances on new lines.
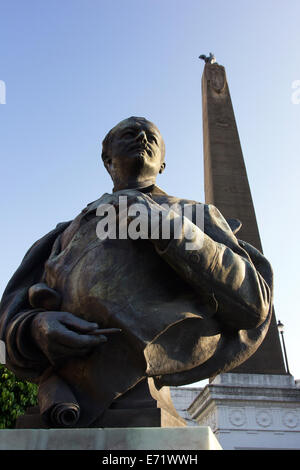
xmin=0 ymin=427 xmax=222 ymax=450
xmin=16 ymin=378 xmax=163 ymax=428
xmin=15 ymin=405 xmax=161 ymax=429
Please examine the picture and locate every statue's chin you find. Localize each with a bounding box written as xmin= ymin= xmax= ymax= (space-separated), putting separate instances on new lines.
xmin=135 ymin=153 xmax=146 ymax=169
xmin=129 ymin=154 xmax=156 ymax=182
xmin=113 ymin=154 xmax=157 ymax=191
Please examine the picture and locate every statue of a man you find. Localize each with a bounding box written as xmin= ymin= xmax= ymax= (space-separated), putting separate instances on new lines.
xmin=0 ymin=117 xmax=273 ymax=427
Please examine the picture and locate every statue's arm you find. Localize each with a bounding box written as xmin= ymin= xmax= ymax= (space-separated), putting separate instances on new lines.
xmin=0 ymin=218 xmax=118 ymax=380
xmin=152 ymin=204 xmax=273 ymax=331
xmin=0 ymin=223 xmax=70 ymax=380
xmin=3 ymin=307 xmax=50 ymax=380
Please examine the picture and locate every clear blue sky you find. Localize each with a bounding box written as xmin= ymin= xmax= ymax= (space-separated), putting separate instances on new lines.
xmin=0 ymin=0 xmax=299 ymax=382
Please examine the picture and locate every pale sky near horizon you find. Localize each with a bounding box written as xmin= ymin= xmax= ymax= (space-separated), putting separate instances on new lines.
xmin=0 ymin=0 xmax=300 ymax=383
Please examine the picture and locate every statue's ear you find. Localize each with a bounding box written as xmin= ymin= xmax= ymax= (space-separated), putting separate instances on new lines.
xmin=103 ymin=158 xmax=112 ymax=175
xmin=159 ymin=162 xmax=166 ymax=174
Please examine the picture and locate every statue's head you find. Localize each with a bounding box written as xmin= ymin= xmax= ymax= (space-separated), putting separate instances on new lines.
xmin=101 ymin=117 xmax=166 ymax=190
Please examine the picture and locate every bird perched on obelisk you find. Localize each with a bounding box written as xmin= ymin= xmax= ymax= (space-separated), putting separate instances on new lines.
xmin=199 ymin=52 xmax=216 ymax=64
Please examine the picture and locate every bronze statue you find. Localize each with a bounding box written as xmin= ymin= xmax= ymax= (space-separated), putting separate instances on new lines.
xmin=0 ymin=117 xmax=273 ymax=427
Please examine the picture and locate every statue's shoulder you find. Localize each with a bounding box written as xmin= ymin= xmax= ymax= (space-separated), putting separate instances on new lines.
xmin=153 ymin=186 xmax=204 ymax=208
xmin=238 ymin=238 xmax=273 ymax=286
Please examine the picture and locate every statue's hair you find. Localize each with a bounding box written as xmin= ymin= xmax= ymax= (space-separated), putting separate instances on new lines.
xmin=101 ymin=116 xmax=165 ymax=162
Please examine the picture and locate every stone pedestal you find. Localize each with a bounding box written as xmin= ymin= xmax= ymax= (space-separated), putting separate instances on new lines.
xmin=0 ymin=427 xmax=222 ymax=450
xmin=188 ymin=373 xmax=300 ymax=450
xmin=15 ymin=378 xmax=161 ymax=429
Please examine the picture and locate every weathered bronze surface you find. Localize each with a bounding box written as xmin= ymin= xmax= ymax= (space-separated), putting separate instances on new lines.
xmin=0 ymin=117 xmax=273 ymax=427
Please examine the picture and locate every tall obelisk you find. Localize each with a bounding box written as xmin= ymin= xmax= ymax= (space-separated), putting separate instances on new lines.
xmin=201 ymin=59 xmax=286 ymax=374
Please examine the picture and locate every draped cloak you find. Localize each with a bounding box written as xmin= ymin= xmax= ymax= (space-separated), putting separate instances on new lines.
xmin=0 ymin=186 xmax=273 ymax=426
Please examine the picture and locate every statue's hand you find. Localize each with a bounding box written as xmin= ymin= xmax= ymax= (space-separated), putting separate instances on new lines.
xmin=114 ymin=190 xmax=168 ymax=230
xmin=96 ymin=190 xmax=181 ymax=247
xmin=96 ymin=190 xmax=167 ymax=239
xmin=31 ymin=311 xmax=120 ymax=366
xmin=118 ymin=191 xmax=181 ymax=247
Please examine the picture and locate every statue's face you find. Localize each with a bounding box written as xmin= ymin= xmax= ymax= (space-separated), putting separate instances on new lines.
xmin=103 ymin=117 xmax=165 ymax=189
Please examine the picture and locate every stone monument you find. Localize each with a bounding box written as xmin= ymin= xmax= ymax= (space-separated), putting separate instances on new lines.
xmin=188 ymin=57 xmax=300 ymax=450
xmin=200 ymin=58 xmax=285 ymax=374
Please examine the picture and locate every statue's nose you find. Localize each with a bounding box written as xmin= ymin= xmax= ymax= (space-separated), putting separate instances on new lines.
xmin=136 ymin=130 xmax=147 ymax=144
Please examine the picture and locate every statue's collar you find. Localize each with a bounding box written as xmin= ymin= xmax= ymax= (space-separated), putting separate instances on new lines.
xmin=113 ymin=182 xmax=155 ymax=194
xmin=112 ymin=184 xmax=168 ymax=196
xmin=84 ymin=185 xmax=168 ymax=215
